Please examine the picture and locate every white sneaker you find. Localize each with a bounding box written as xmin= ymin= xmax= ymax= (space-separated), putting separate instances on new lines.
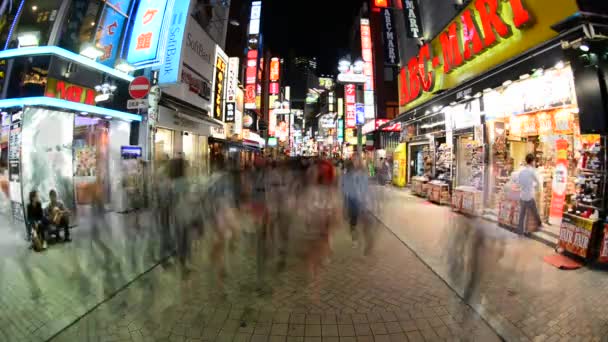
xmin=43 ymin=241 xmax=48 ymax=250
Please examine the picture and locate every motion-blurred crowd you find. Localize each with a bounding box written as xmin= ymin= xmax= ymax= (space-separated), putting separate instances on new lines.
xmin=149 ymin=153 xmax=378 ymax=297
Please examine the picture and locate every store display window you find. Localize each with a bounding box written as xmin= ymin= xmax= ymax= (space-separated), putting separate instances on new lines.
xmin=154 ymin=128 xmax=174 ymax=162
xmin=73 ymin=116 xmax=109 ymax=205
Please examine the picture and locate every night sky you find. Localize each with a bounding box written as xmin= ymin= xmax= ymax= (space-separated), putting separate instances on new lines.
xmin=262 ymin=0 xmax=365 ymax=75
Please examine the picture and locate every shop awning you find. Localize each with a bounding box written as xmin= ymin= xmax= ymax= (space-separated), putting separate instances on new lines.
xmin=0 ymin=97 xmax=141 ymax=122
xmin=160 ymin=94 xmax=223 ymax=128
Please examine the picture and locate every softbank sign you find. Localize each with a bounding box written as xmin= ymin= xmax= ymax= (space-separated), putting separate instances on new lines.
xmin=159 ymin=1 xmax=217 ymax=112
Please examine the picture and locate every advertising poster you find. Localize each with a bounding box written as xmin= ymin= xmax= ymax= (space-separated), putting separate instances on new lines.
xmin=558 ymin=213 xmax=594 ymax=258
xmin=549 ymin=139 xmax=568 ymax=223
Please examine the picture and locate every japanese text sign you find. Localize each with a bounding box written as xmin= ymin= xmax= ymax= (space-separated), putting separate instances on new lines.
xmin=126 ymin=0 xmax=169 ymax=66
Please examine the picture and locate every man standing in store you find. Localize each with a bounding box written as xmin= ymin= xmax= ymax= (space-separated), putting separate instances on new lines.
xmin=518 ymin=153 xmax=542 ymax=235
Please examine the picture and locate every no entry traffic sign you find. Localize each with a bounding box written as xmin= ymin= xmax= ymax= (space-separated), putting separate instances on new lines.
xmin=129 ymin=76 xmax=150 ymax=99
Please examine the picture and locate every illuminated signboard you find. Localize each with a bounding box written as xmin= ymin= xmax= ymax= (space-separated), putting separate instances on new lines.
xmin=374 ymin=0 xmax=388 ymax=8
xmin=245 ymin=1 xmax=262 ymax=110
xmin=356 ymin=103 xmax=365 ymax=125
xmin=345 ymin=84 xmax=356 ymax=128
xmin=399 ymin=0 xmax=578 ymax=113
xmin=95 ymin=0 xmax=132 ymax=67
xmin=126 ymin=0 xmax=171 ymax=67
xmin=213 ymin=48 xmax=228 ymax=121
xmin=360 ymin=19 xmax=375 ymax=120
xmin=45 ymin=78 xmax=97 ymax=105
xmin=270 ymin=57 xmax=280 ymax=82
xmin=269 ymin=82 xmax=279 ymax=95
xmin=224 ymin=57 xmax=239 ymax=123
xmin=337 ymin=98 xmax=344 ymax=118
xmin=157 ymin=0 xmax=192 ymax=85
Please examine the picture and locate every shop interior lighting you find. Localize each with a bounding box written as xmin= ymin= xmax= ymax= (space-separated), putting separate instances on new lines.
xmin=0 ymin=46 xmax=134 ymax=82
xmin=579 ymin=44 xmax=590 ymax=52
xmin=464 ymin=95 xmax=472 ymax=100
xmin=0 ymin=97 xmax=141 ymax=122
xmin=555 ymin=61 xmax=565 ymax=69
xmin=483 ymin=88 xmax=492 ymax=93
xmin=450 ymin=101 xmax=457 ymax=106
xmin=502 ymin=80 xmax=513 ymax=87
xmin=31 ymin=5 xmax=37 ymax=11
xmin=532 ymin=68 xmax=544 ymax=77
xmin=519 ymin=73 xmax=530 ymax=80
xmin=474 ymin=92 xmax=482 ymax=98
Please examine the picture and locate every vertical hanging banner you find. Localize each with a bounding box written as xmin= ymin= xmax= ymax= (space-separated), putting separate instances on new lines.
xmin=360 ymin=19 xmax=375 ymax=119
xmin=402 ymin=0 xmax=423 ymax=38
xmin=345 ymin=84 xmax=356 ymax=128
xmin=225 ymin=57 xmax=239 ymax=123
xmin=245 ymin=1 xmax=262 ymax=110
xmin=381 ymin=8 xmax=399 ymax=66
xmin=550 ymin=139 xmax=568 ymax=222
xmin=213 ymin=48 xmax=228 ymax=121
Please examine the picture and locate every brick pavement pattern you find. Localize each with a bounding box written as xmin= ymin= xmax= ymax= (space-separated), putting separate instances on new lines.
xmin=50 ymin=215 xmax=500 ymax=342
xmin=373 ymin=186 xmax=608 ymax=342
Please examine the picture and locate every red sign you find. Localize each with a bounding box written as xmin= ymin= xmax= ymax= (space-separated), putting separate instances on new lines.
xmin=245 ymin=84 xmax=256 ymax=109
xmin=399 ymin=0 xmax=532 ymax=106
xmin=345 ymin=84 xmax=356 ymax=128
xmin=129 ymin=76 xmax=150 ymax=99
xmin=246 ymin=50 xmax=258 ymax=85
xmin=270 ymin=57 xmax=280 ymax=82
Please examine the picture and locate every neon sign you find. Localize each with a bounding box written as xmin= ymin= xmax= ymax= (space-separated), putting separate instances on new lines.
xmin=126 ymin=0 xmax=170 ymax=67
xmin=213 ymin=52 xmax=227 ymax=121
xmin=45 ymin=78 xmax=97 ymax=105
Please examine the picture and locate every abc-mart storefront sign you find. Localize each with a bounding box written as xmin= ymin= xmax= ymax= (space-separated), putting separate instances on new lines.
xmin=399 ymin=0 xmax=578 ymax=113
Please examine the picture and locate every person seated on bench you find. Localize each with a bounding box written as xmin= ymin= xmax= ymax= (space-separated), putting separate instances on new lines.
xmin=44 ymin=190 xmax=71 ymax=242
xmin=27 ymin=190 xmax=48 ymax=250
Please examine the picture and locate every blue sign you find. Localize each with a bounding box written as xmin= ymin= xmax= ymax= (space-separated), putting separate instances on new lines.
xmin=96 ymin=1 xmax=131 ymax=67
xmin=126 ymin=0 xmax=170 ymax=66
xmin=356 ymin=103 xmax=365 ymax=125
xmin=121 ymin=145 xmax=142 ymax=158
xmin=158 ymin=0 xmax=191 ymax=84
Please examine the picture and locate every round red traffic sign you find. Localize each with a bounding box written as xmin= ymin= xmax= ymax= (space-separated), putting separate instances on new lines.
xmin=129 ymin=76 xmax=150 ymax=99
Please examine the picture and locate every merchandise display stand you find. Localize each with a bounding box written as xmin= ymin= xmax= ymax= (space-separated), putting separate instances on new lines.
xmin=428 ymin=181 xmax=450 ymax=205
xmin=411 ymin=176 xmax=429 ymax=197
xmin=452 ymin=186 xmax=483 ymax=216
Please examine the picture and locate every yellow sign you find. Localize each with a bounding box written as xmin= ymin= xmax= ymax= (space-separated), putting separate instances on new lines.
xmin=399 ymin=0 xmax=578 ymax=114
xmin=392 ymin=143 xmax=407 ymax=187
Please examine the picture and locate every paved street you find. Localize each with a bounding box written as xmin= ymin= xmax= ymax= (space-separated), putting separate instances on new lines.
xmin=0 ymin=210 xmax=166 ymax=342
xmin=373 ymin=186 xmax=608 ymax=341
xmin=49 ymin=205 xmax=500 ymax=342
xmin=5 ymin=186 xmax=608 ymax=342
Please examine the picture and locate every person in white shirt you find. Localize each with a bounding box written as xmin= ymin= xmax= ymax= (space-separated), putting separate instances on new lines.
xmin=517 ymin=153 xmax=542 ymax=234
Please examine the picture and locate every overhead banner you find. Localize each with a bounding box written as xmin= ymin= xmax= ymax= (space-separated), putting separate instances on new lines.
xmin=402 ymin=0 xmax=423 ymax=38
xmin=224 ymin=57 xmax=239 ymax=123
xmin=381 ymin=8 xmax=399 ymax=66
